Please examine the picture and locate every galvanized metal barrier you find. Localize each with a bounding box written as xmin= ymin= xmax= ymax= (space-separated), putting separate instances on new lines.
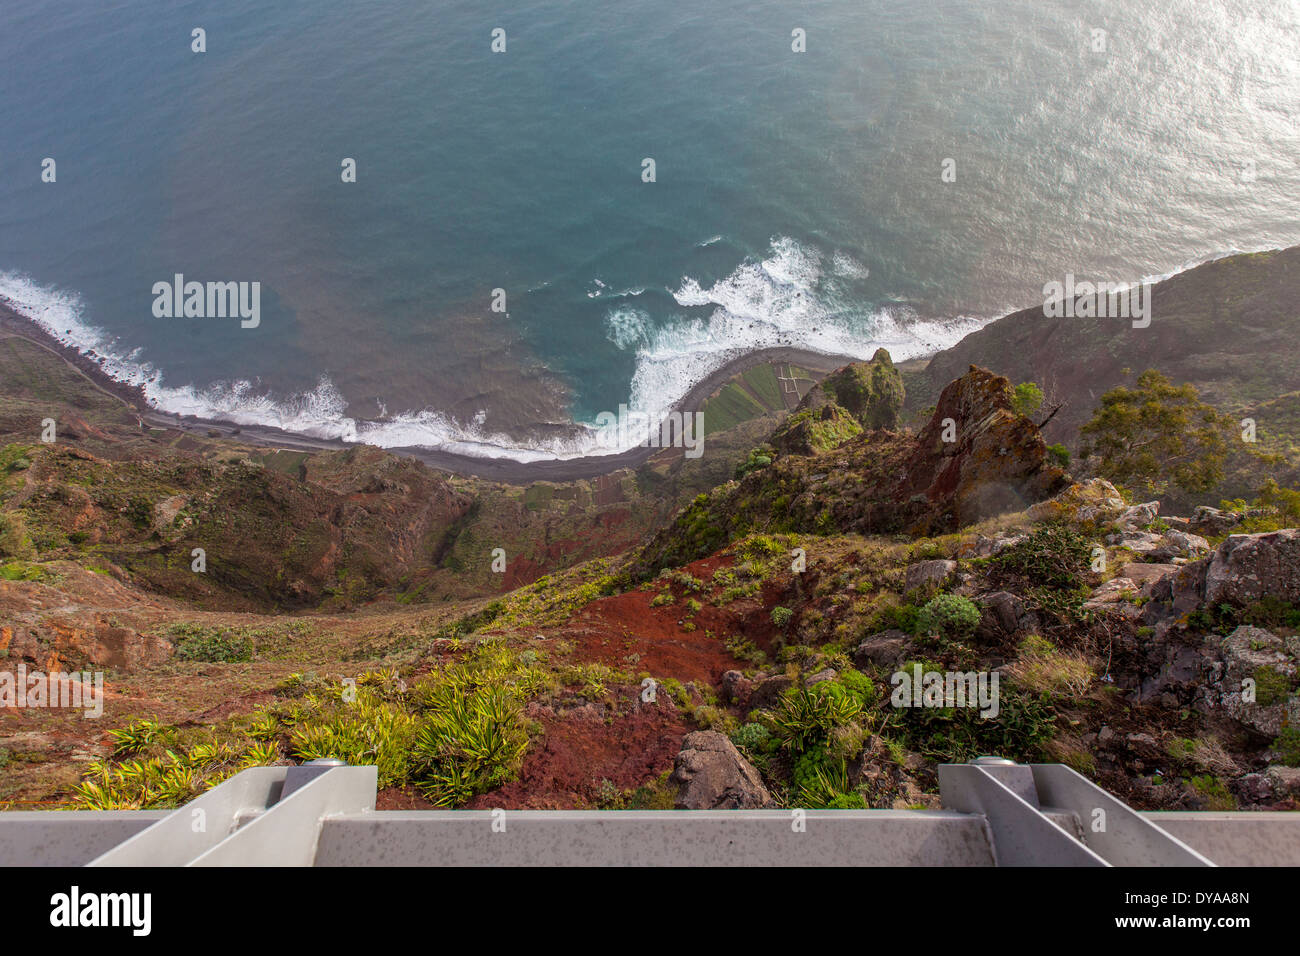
xmin=3 ymin=757 xmax=1297 ymax=866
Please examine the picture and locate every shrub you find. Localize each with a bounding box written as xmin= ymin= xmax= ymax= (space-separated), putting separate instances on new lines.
xmin=770 ymin=605 xmax=794 ymax=629
xmin=992 ymin=523 xmax=1091 ymax=591
xmin=1273 ymin=727 xmax=1300 ymax=767
xmin=731 ymin=722 xmax=777 ymax=757
xmin=769 ymin=684 xmax=863 ymax=753
xmin=837 ymin=669 xmax=877 ymax=707
xmin=1012 ymin=382 xmax=1044 ymax=418
xmin=735 ymin=448 xmax=774 ymax=479
xmin=914 ymin=593 xmax=980 ymax=641
xmin=173 ymin=627 xmax=254 ymax=663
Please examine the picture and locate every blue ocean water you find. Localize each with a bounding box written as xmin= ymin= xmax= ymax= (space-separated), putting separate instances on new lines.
xmin=1 ymin=0 xmax=1297 ymax=459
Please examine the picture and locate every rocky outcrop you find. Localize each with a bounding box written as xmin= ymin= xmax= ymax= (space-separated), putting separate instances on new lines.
xmin=670 ymin=731 xmax=772 ymax=809
xmin=820 ymin=348 xmax=905 ymax=430
xmin=1204 ymin=530 xmax=1300 ymax=606
xmin=769 ymin=349 xmax=902 ymax=456
xmin=1212 ymin=626 xmax=1298 ymax=736
xmin=1026 ymin=478 xmax=1126 ymax=524
xmin=770 ymin=403 xmax=862 ymax=457
xmin=904 ymin=559 xmax=957 ymax=594
xmin=636 ymin=364 xmax=1068 ymax=574
xmin=898 ymin=366 xmax=1068 ymax=531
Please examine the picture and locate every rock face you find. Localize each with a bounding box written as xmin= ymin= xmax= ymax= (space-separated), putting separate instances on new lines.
xmin=636 ymin=364 xmax=1069 ymax=575
xmin=899 ymin=366 xmax=1068 ymax=531
xmin=820 ymin=348 xmax=905 ymax=430
xmin=904 ymin=559 xmax=958 ymax=594
xmin=769 ymin=348 xmax=903 ymax=456
xmin=670 ymin=731 xmax=771 ymax=809
xmin=1204 ymin=530 xmax=1300 ymax=605
xmin=0 ymin=563 xmax=174 ymax=672
xmin=1026 ymin=478 xmax=1126 ymax=524
xmin=1144 ymin=530 xmax=1300 ymax=640
xmin=975 ymin=591 xmax=1039 ymax=643
xmin=1214 ymin=626 xmax=1297 ymax=736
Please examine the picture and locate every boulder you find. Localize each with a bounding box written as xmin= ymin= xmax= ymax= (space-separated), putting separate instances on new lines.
xmin=1084 ymin=577 xmax=1139 ymax=608
xmin=1027 ymin=478 xmax=1125 ymax=524
xmin=1191 ymin=506 xmax=1244 ymax=536
xmin=670 ymin=731 xmax=772 ymax=809
xmin=1205 ymin=530 xmax=1300 ymax=606
xmin=1149 ymin=530 xmax=1211 ymax=562
xmin=1108 ymin=530 xmax=1164 ymax=554
xmin=1265 ymin=766 xmax=1300 ymax=798
xmin=854 ymin=630 xmax=908 ymax=668
xmin=1120 ymin=562 xmax=1180 ymax=593
xmin=904 ymin=559 xmax=957 ymax=594
xmin=975 ymin=590 xmax=1040 ymax=642
xmin=748 ymin=674 xmax=795 ymax=709
xmin=720 ymin=670 xmax=753 ymax=706
xmin=1117 ymin=501 xmax=1161 ymax=531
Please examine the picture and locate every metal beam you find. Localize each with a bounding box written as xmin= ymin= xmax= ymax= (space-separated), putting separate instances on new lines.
xmin=1030 ymin=764 xmax=1215 ymax=867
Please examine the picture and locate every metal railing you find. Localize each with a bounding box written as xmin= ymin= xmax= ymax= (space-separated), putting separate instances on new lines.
xmin=3 ymin=757 xmax=1297 ymax=866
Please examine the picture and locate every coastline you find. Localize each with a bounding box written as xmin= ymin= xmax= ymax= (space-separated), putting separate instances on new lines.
xmin=0 ymin=301 xmax=856 ymax=483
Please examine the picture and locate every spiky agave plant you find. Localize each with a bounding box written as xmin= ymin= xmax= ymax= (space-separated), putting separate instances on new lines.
xmin=107 ymin=719 xmax=173 ymax=757
xmin=410 ymin=683 xmax=529 ymax=807
xmin=245 ymin=711 xmax=281 ymax=742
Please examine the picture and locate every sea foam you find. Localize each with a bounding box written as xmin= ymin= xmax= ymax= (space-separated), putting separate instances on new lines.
xmin=0 ymin=240 xmax=987 ymax=462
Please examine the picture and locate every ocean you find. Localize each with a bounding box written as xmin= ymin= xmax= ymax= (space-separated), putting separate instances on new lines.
xmin=2 ymin=0 xmax=1297 ymax=461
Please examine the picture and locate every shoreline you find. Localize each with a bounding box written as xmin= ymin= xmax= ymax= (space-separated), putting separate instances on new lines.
xmin=0 ymin=302 xmax=858 ymax=483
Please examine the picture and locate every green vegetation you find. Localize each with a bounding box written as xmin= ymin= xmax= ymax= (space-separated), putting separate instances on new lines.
xmin=1012 ymin=381 xmax=1044 ymax=418
xmin=1220 ymin=479 xmax=1300 ymax=533
xmin=75 ymin=645 xmax=540 ymax=809
xmin=821 ymin=349 xmax=904 ymax=430
xmin=734 ymin=447 xmax=773 ymax=479
xmin=172 ymin=627 xmax=255 ymax=663
xmin=1080 ymin=369 xmax=1233 ymax=498
xmin=770 ymin=605 xmax=794 ymax=629
xmin=992 ymin=523 xmax=1091 ymax=592
xmin=1273 ymin=727 xmax=1300 ymax=767
xmin=914 ymin=593 xmax=980 ymax=641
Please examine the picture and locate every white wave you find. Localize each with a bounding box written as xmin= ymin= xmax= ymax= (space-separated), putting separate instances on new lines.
xmin=15 ymin=234 xmax=1261 ymax=465
xmin=604 ymin=306 xmax=652 ymax=350
xmin=832 ymin=250 xmax=870 ymax=279
xmin=587 ymin=278 xmax=646 ymax=300
xmin=0 ymin=254 xmax=979 ymax=463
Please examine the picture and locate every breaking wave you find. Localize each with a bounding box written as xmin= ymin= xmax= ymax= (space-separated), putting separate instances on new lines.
xmin=0 ymin=235 xmax=1031 ymax=463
